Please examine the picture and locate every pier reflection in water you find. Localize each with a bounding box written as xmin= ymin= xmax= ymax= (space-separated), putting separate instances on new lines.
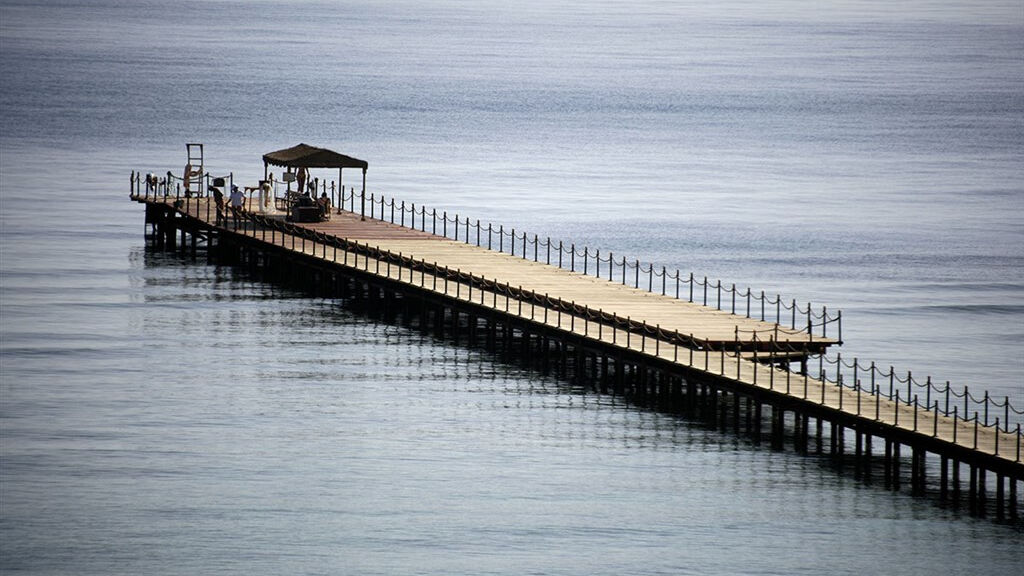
xmin=3 ymin=244 xmax=1022 ymax=574
xmin=133 ymin=191 xmax=1024 ymax=518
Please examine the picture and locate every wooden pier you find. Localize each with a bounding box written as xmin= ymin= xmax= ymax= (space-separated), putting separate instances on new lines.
xmin=130 ymin=180 xmax=1023 ymax=521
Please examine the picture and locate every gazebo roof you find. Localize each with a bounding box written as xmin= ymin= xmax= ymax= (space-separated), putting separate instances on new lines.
xmin=262 ymin=143 xmax=368 ymax=170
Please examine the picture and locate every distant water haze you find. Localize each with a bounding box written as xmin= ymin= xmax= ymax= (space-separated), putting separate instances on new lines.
xmin=1 ymin=0 xmax=1022 ymax=574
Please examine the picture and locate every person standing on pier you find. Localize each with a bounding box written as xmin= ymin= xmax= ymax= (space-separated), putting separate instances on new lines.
xmin=182 ymin=163 xmax=200 ymax=196
xmin=258 ymin=178 xmax=274 ymax=214
xmin=212 ymin=186 xmax=226 ymax=226
xmin=228 ymin=184 xmax=245 ymax=227
xmin=296 ymin=166 xmax=309 ymax=197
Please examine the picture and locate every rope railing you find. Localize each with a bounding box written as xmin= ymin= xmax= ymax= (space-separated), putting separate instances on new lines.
xmin=812 ymin=352 xmax=1024 ymax=434
xmin=737 ymin=329 xmax=1024 ymax=436
xmin=341 ymin=190 xmax=842 ymax=341
xmin=215 ymin=209 xmax=766 ymax=369
xmin=243 ymin=206 xmax=1023 ymax=445
xmin=131 ymin=172 xmax=840 ymax=340
xmin=129 ymin=176 xmax=1022 ymax=455
xmin=132 ymin=170 xmax=236 ymax=198
xmin=132 ymin=170 xmax=365 ymax=212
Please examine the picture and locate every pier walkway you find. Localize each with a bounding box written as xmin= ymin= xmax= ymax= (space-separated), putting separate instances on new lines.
xmin=303 ymin=212 xmax=831 ymax=352
xmin=131 ymin=185 xmax=1023 ymax=518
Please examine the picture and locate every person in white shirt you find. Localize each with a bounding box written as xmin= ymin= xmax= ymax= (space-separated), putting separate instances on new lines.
xmin=228 ymin=185 xmax=245 ymax=227
xmin=229 ymin=185 xmax=245 ymax=210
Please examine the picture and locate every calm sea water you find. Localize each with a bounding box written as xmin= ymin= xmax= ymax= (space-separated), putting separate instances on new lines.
xmin=1 ymin=0 xmax=1022 ymax=574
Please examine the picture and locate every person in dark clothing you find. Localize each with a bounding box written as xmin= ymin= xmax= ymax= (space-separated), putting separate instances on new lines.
xmin=211 ymin=186 xmax=226 ymax=226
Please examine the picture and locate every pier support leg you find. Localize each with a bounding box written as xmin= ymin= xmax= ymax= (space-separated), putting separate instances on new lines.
xmin=892 ymin=443 xmax=901 ymax=491
xmin=558 ymin=340 xmax=568 ymax=380
xmin=978 ymin=467 xmax=987 ymax=516
xmin=164 ymin=222 xmax=176 ymax=251
xmin=912 ymin=449 xmax=926 ymax=496
xmin=969 ymin=465 xmax=978 ymax=513
xmin=1009 ymin=478 xmax=1018 ymax=520
xmin=791 ymin=411 xmax=800 ymax=451
xmin=718 ymin=391 xmax=728 ymax=431
xmin=771 ymin=408 xmax=784 ymax=450
xmin=884 ymin=439 xmax=892 ymax=489
xmin=816 ymin=418 xmax=823 ymax=454
xmin=752 ymin=401 xmax=762 ymax=444
xmin=502 ymin=322 xmax=512 ymax=353
xmin=864 ymin=434 xmax=872 ymax=483
xmin=636 ymin=364 xmax=646 ymax=401
xmin=940 ymin=456 xmax=948 ymax=501
xmin=658 ymin=371 xmax=669 ymax=407
xmin=836 ymin=426 xmax=845 ymax=469
xmin=672 ymin=377 xmax=684 ymax=413
xmin=996 ymin=473 xmax=1005 ymax=521
xmin=910 ymin=449 xmax=924 ymax=495
xmin=600 ymin=355 xmax=609 ymax=394
xmin=854 ymin=432 xmax=863 ymax=479
xmin=732 ymin=393 xmax=740 ymax=433
xmin=485 ymin=317 xmax=495 ymax=351
xmin=574 ymin=346 xmax=585 ymax=386
xmin=800 ymin=414 xmax=810 ymax=454
xmin=952 ymin=459 xmax=961 ymax=505
xmin=708 ymin=386 xmax=718 ymax=426
xmin=206 ymin=229 xmax=217 ymax=263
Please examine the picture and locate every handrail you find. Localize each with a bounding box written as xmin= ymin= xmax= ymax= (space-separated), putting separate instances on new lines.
xmin=339 ymin=188 xmax=842 ymax=341
xmin=131 ymin=169 xmax=840 ymax=339
xmin=736 ymin=329 xmax=1024 ymax=435
xmin=244 ymin=204 xmax=1023 ymax=440
xmin=129 ymin=178 xmax=1022 ymax=448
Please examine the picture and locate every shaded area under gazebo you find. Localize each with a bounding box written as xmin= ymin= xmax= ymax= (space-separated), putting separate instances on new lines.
xmin=263 ymin=143 xmax=369 ymax=219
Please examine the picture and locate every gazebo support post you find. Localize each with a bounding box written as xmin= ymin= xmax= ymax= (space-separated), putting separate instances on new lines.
xmin=338 ymin=168 xmax=343 ymax=214
xmin=361 ymin=168 xmax=367 ymax=221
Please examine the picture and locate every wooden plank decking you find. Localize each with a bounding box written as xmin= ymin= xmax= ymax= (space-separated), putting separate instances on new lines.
xmin=141 ymin=194 xmax=1024 ymax=477
xmin=300 ymin=211 xmax=834 ymax=350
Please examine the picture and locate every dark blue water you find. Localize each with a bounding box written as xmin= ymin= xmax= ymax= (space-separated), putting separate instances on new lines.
xmin=2 ymin=1 xmax=1022 ymax=573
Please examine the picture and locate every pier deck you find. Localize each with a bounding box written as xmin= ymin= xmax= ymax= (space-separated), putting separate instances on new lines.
xmin=303 ymin=211 xmax=831 ymax=350
xmin=132 ymin=189 xmax=1023 ymax=516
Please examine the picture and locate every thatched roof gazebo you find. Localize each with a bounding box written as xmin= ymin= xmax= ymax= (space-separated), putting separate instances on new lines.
xmin=263 ymin=143 xmax=369 ymax=219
